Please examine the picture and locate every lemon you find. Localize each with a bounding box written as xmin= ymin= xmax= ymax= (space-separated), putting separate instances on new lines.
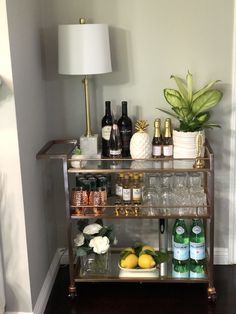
xmin=141 ymin=245 xmax=155 ymax=253
xmin=138 ymin=254 xmax=156 ymax=269
xmin=120 ymin=254 xmax=138 ymax=269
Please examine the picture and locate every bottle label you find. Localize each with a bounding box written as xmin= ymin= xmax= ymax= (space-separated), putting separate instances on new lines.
xmin=152 ymin=146 xmax=162 ymax=157
xmin=163 ymin=145 xmax=173 ymax=157
xmin=110 ymin=149 xmax=122 ymax=156
xmin=132 ymin=188 xmax=141 ymax=201
xmin=173 ymin=242 xmax=189 ymax=260
xmin=172 ymin=269 xmax=189 ymax=278
xmin=192 ymin=226 xmax=201 ymax=234
xmin=176 ymin=226 xmax=184 ymax=235
xmin=190 ymin=271 xmax=205 ymax=278
xmin=102 ymin=126 xmax=112 ymax=140
xmin=116 ymin=184 xmax=123 ymax=197
xmin=190 ymin=242 xmax=205 ymax=260
xmin=123 ymin=188 xmax=131 ymax=201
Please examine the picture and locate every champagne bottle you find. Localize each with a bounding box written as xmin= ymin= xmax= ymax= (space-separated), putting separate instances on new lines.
xmin=109 ymin=120 xmax=122 ymax=158
xmin=163 ymin=118 xmax=173 ymax=157
xmin=118 ymin=101 xmax=132 ymax=157
xmin=152 ymin=118 xmax=162 ymax=158
xmin=102 ymin=101 xmax=113 ymax=157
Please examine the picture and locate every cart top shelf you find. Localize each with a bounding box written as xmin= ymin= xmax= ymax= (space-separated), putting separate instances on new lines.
xmin=36 ymin=139 xmax=214 ymax=172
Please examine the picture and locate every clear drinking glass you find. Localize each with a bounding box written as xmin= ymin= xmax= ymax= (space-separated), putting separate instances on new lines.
xmin=142 ymin=187 xmax=159 ymax=216
xmin=173 ymin=172 xmax=190 ymax=215
xmin=160 ymin=173 xmax=174 ymax=215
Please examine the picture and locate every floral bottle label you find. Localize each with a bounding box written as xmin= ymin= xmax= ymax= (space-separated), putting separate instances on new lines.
xmin=102 ymin=126 xmax=112 ymax=140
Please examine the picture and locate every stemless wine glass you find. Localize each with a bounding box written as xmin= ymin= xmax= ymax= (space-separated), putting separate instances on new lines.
xmin=160 ymin=173 xmax=173 ymax=215
xmin=173 ymin=172 xmax=190 ymax=215
xmin=142 ymin=187 xmax=159 ymax=216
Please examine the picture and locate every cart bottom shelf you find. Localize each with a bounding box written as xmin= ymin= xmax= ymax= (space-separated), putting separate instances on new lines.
xmin=74 ymin=252 xmax=210 ymax=283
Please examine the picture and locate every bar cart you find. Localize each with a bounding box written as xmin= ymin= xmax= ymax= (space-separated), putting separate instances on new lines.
xmin=36 ymin=139 xmax=216 ymax=302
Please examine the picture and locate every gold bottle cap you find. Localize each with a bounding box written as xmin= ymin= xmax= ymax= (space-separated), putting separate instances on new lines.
xmin=79 ymin=18 xmax=86 ymax=24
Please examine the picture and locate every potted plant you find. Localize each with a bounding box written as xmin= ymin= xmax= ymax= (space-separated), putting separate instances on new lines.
xmin=157 ymin=71 xmax=223 ymax=158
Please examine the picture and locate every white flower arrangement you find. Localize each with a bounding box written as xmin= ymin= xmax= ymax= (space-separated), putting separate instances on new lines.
xmin=74 ymin=219 xmax=115 ymax=256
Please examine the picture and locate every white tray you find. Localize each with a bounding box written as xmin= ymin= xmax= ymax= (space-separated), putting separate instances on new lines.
xmin=118 ymin=264 xmax=159 ymax=278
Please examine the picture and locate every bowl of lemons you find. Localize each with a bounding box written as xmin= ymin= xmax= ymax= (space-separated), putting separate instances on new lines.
xmin=118 ymin=244 xmax=169 ymax=278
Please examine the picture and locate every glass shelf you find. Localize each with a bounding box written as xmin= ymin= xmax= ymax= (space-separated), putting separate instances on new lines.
xmin=71 ymin=206 xmax=210 ymax=220
xmin=36 ymin=139 xmax=213 ymax=173
xmin=74 ymin=251 xmax=209 ymax=283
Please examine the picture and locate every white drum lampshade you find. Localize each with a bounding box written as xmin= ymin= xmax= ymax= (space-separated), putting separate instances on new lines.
xmin=58 ymin=24 xmax=112 ymax=75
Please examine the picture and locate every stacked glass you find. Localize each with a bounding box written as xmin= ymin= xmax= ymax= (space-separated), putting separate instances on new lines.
xmin=142 ymin=172 xmax=207 ymax=216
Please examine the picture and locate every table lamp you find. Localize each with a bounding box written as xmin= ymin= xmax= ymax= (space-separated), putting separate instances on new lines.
xmin=58 ymin=18 xmax=112 ymax=155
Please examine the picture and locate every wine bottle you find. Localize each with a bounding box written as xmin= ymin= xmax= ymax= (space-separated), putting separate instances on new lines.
xmin=118 ymin=101 xmax=132 ymax=157
xmin=163 ymin=118 xmax=173 ymax=157
xmin=152 ymin=118 xmax=162 ymax=158
xmin=101 ymin=101 xmax=113 ymax=157
xmin=109 ymin=120 xmax=122 ymax=158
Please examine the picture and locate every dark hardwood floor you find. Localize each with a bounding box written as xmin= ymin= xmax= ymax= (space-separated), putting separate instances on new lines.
xmin=44 ymin=265 xmax=236 ymax=314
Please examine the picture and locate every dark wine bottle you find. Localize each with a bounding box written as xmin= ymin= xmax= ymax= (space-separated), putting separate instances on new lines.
xmin=101 ymin=101 xmax=113 ymax=157
xmin=109 ymin=120 xmax=122 ymax=158
xmin=163 ymin=118 xmax=173 ymax=157
xmin=118 ymin=101 xmax=132 ymax=157
xmin=152 ymin=118 xmax=163 ymax=158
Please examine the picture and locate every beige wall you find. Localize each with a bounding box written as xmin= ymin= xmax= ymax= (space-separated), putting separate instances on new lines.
xmin=48 ymin=0 xmax=234 ymax=250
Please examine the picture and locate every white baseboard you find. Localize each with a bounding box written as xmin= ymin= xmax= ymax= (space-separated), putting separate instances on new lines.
xmin=6 ymin=312 xmax=33 ymax=314
xmin=32 ymin=249 xmax=62 ymax=314
xmin=6 ymin=250 xmax=62 ymax=314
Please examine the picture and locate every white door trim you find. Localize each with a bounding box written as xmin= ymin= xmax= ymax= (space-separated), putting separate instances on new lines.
xmin=229 ymin=0 xmax=236 ymax=264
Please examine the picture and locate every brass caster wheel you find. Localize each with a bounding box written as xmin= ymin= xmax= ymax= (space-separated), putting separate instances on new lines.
xmin=208 ymin=287 xmax=217 ymax=303
xmin=68 ymin=286 xmax=77 ymax=299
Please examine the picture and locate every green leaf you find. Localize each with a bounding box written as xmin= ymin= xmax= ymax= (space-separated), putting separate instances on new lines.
xmin=192 ymin=90 xmax=223 ymax=114
xmin=154 ymin=252 xmax=170 ymax=265
xmin=186 ymin=71 xmax=193 ymax=103
xmin=202 ymin=122 xmax=221 ymax=129
xmin=156 ymin=108 xmax=178 ymax=119
xmin=94 ymin=219 xmax=103 ymax=226
xmin=73 ymin=147 xmax=81 ymax=155
xmin=164 ymin=89 xmax=185 ymax=108
xmin=76 ymin=247 xmax=91 ymax=257
xmin=196 ymin=112 xmax=210 ymax=124
xmin=133 ymin=242 xmax=144 ymax=256
xmin=170 ymin=75 xmax=188 ymax=102
xmin=192 ymin=80 xmax=221 ymax=102
xmin=77 ymin=219 xmax=89 ymax=232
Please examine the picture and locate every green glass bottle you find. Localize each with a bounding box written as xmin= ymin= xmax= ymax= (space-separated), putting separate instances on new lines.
xmin=172 ymin=219 xmax=189 ymax=261
xmin=190 ymin=219 xmax=206 ymax=278
xmin=172 ymin=258 xmax=189 ymax=278
xmin=189 ymin=259 xmax=206 ymax=278
xmin=190 ymin=219 xmax=205 ymax=260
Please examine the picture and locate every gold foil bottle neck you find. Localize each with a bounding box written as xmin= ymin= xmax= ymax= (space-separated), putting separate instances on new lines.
xmin=154 ymin=118 xmax=161 ymax=128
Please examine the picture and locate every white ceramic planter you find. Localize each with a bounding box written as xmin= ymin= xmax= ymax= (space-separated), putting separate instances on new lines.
xmin=173 ymin=130 xmax=205 ymax=159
